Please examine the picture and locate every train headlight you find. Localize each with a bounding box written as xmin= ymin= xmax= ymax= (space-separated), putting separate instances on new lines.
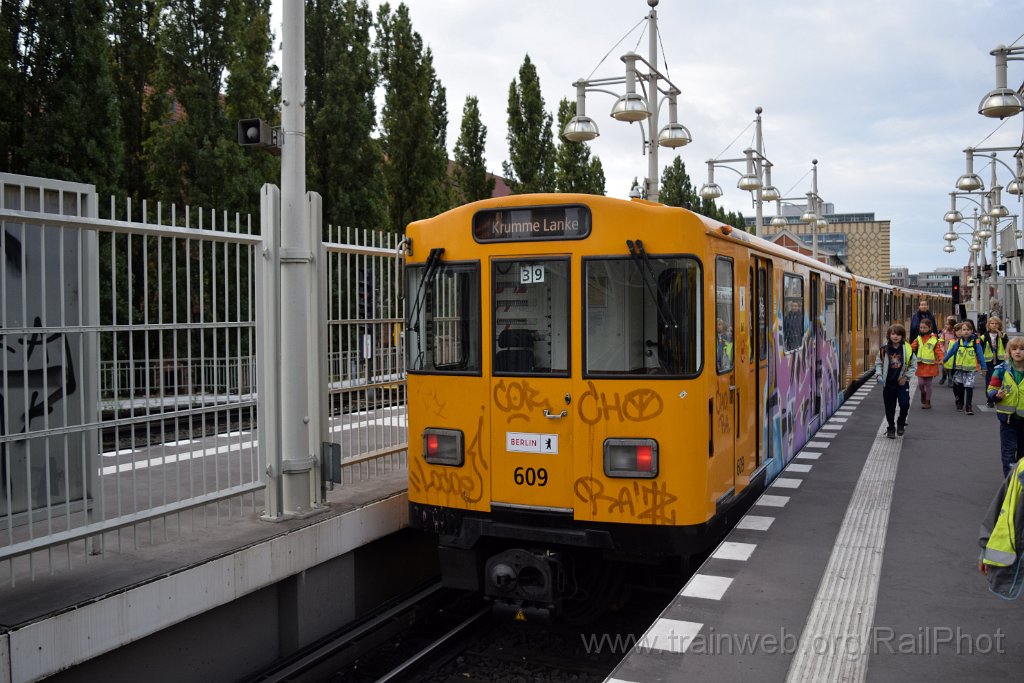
xmin=603 ymin=438 xmax=658 ymax=478
xmin=423 ymin=428 xmax=464 ymax=466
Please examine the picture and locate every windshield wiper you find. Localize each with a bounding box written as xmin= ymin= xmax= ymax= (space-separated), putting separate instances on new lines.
xmin=626 ymin=239 xmax=678 ymax=331
xmin=408 ymin=248 xmax=445 ymax=365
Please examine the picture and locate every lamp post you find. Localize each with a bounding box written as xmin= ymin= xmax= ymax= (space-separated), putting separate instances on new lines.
xmin=562 ymin=0 xmax=690 ymax=203
xmin=796 ymin=160 xmax=827 ymax=261
xmin=698 ymin=108 xmax=779 ymax=236
xmin=943 ymin=207 xmax=986 ymax=315
xmin=978 ymin=44 xmax=1024 ymax=119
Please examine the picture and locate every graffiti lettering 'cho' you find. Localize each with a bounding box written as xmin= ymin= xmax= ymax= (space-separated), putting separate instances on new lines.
xmin=577 ymin=381 xmax=663 ymax=425
xmin=493 ymin=378 xmax=552 ymax=422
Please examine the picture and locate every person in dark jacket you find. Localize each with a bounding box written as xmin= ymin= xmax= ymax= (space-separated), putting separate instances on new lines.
xmin=978 ymin=457 xmax=1024 ymax=599
xmin=909 ymin=299 xmax=937 ymax=340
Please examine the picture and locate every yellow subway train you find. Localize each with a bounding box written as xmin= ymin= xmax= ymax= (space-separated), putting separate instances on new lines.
xmin=404 ymin=193 xmax=949 ymax=616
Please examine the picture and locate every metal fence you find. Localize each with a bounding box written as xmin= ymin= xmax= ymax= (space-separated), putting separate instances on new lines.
xmin=0 ymin=175 xmax=409 ymax=584
xmin=324 ymin=225 xmax=407 ymax=484
xmin=0 ymin=174 xmax=264 ymax=583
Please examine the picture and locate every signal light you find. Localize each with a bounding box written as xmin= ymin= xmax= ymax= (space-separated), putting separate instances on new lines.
xmin=236 ymin=118 xmax=280 ymax=151
xmin=422 ymin=428 xmax=464 ymax=466
xmin=951 ymin=275 xmax=960 ymax=304
xmin=604 ymin=438 xmax=658 ymax=478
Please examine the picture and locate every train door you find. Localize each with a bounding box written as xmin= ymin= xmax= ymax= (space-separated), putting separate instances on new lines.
xmin=488 ymin=257 xmax=574 ymax=511
xmin=811 ymin=272 xmax=821 ymax=421
xmin=713 ymin=254 xmax=738 ymax=495
xmin=839 ymin=280 xmax=849 ymax=387
xmin=733 ymin=256 xmax=756 ymax=493
xmin=752 ymin=255 xmax=773 ymax=471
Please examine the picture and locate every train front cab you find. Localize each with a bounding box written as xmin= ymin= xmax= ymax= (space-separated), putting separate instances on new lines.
xmin=406 ymin=196 xmax=839 ymax=613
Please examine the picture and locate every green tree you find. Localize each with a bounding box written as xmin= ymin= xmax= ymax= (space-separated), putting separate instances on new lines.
xmin=452 ymin=95 xmax=495 ymax=204
xmin=306 ymin=0 xmax=386 ymax=232
xmin=14 ymin=0 xmax=122 ymax=198
xmin=377 ymin=2 xmax=450 ymax=233
xmin=554 ymin=98 xmax=604 ymax=194
xmin=503 ymin=54 xmax=554 ymax=194
xmin=145 ymin=0 xmax=274 ymax=215
xmin=108 ymin=0 xmax=159 ymax=204
xmin=0 ymin=0 xmax=27 ymax=172
xmin=658 ymin=157 xmax=699 ymax=209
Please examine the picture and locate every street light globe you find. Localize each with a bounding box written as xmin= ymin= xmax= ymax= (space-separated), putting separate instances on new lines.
xmin=989 ymin=203 xmax=1010 ymax=218
xmin=816 ymin=217 xmax=828 ymax=229
xmin=943 ymin=244 xmax=956 ymax=253
xmin=980 ymin=213 xmax=993 ymax=226
xmin=978 ymin=87 xmax=1024 ymax=119
xmin=699 ymin=183 xmax=723 ymax=200
xmin=978 ymin=226 xmax=994 ymax=239
xmin=943 ymin=209 xmax=963 ymax=224
xmin=800 ymin=208 xmax=818 ymax=223
xmin=971 ymin=241 xmax=982 ymax=251
xmin=611 ymin=93 xmax=650 ymax=122
xmin=737 ymin=172 xmax=762 ymax=192
xmin=1007 ymin=177 xmax=1023 ymax=196
xmin=770 ymin=215 xmax=788 ymax=228
xmin=563 ymin=115 xmax=599 ymax=142
xmin=943 ymin=231 xmax=957 ymax=241
xmin=956 ymin=174 xmax=985 ymax=192
xmin=761 ymin=185 xmax=781 ymax=202
xmin=657 ymin=122 xmax=691 ymax=148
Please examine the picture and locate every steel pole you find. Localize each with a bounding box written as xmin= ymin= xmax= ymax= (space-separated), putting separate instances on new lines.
xmin=275 ymin=0 xmax=321 ymax=518
xmin=647 ymin=2 xmax=659 ymax=202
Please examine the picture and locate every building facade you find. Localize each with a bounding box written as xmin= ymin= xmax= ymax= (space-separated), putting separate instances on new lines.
xmin=749 ymin=207 xmax=891 ymax=282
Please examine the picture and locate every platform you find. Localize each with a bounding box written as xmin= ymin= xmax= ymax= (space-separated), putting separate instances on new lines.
xmin=607 ymin=378 xmax=1024 ymax=682
xmin=0 ymin=471 xmax=409 ymax=682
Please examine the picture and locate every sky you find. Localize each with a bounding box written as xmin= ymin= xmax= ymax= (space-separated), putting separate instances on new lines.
xmin=270 ymin=0 xmax=1024 ymax=274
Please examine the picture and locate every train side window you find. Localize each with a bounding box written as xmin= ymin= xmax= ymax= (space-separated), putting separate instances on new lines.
xmin=492 ymin=258 xmax=569 ymax=376
xmin=824 ymin=283 xmax=837 ymax=339
xmin=715 ymin=257 xmax=734 ymax=374
xmin=584 ymin=256 xmax=701 ymax=377
xmin=783 ymin=273 xmax=804 ymax=351
xmin=406 ymin=261 xmax=482 ymax=374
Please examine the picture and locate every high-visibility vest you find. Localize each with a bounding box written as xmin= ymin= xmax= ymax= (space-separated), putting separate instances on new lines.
xmin=942 ymin=333 xmax=957 ymax=370
xmin=994 ymin=364 xmax=1024 ymax=419
xmin=982 ymin=458 xmax=1024 ymax=568
xmin=879 ymin=342 xmax=913 ymax=375
xmin=982 ymin=333 xmax=1007 ymax=363
xmin=953 ymin=338 xmax=980 ymax=371
xmin=914 ymin=335 xmax=939 ymax=364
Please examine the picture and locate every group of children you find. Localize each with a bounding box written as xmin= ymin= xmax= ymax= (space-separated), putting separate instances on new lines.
xmin=876 ymin=314 xmax=1021 ymax=458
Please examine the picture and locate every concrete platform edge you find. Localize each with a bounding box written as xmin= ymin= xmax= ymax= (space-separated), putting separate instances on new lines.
xmin=5 ymin=491 xmax=408 ymax=682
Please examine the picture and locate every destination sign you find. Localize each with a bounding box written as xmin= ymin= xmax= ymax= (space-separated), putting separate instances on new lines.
xmin=472 ymin=205 xmax=591 ymax=242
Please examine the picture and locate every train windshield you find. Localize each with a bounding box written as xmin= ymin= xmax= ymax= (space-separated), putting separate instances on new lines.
xmin=584 ymin=256 xmax=701 ymax=377
xmin=406 ymin=261 xmax=481 ymax=374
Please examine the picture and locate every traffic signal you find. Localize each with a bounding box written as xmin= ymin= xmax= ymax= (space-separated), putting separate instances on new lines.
xmin=236 ymin=118 xmax=277 ymax=148
xmin=951 ymin=275 xmax=960 ymax=304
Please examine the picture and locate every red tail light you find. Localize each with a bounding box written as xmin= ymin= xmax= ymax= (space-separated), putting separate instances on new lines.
xmin=604 ymin=439 xmax=658 ymax=478
xmin=422 ymin=429 xmax=464 ymax=466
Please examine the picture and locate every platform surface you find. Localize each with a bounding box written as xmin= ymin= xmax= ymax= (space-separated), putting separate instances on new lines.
xmin=607 ymin=379 xmax=1023 ymax=682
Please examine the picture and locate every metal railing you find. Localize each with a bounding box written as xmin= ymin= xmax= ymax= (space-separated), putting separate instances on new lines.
xmin=1 ymin=174 xmax=263 ymax=583
xmin=1 ymin=175 xmax=409 ymax=583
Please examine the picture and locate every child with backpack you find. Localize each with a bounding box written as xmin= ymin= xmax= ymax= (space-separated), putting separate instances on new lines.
xmin=980 ymin=316 xmax=1009 ymax=407
xmin=986 ymin=336 xmax=1024 ymax=477
xmin=910 ymin=318 xmax=942 ymax=409
xmin=939 ymin=315 xmax=958 ymax=385
xmin=942 ymin=320 xmax=987 ymax=415
xmin=875 ymin=323 xmax=917 ymax=438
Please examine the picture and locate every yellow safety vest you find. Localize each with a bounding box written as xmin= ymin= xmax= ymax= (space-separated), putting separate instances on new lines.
xmin=983 ymin=334 xmax=1007 ymax=363
xmin=914 ymin=335 xmax=939 ymax=364
xmin=954 ymin=339 xmax=980 ymax=371
xmin=983 ymin=458 xmax=1024 ymax=568
xmin=995 ymin=366 xmax=1024 ymax=418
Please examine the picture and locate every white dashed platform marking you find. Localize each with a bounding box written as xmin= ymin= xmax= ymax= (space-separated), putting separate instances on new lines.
xmin=820 ymin=424 xmax=842 ymax=431
xmin=788 ymin=463 xmax=813 ymax=473
xmin=637 ymin=618 xmax=704 ymax=654
xmin=756 ymin=494 xmax=790 ymax=507
xmin=806 ymin=440 xmax=831 ymax=448
xmin=797 ymin=452 xmax=822 ymax=460
xmin=773 ymin=478 xmax=803 ymax=489
xmin=713 ymin=541 xmax=757 ymax=561
xmin=681 ymin=574 xmax=734 ymax=600
xmin=736 ymin=515 xmax=775 ymax=531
